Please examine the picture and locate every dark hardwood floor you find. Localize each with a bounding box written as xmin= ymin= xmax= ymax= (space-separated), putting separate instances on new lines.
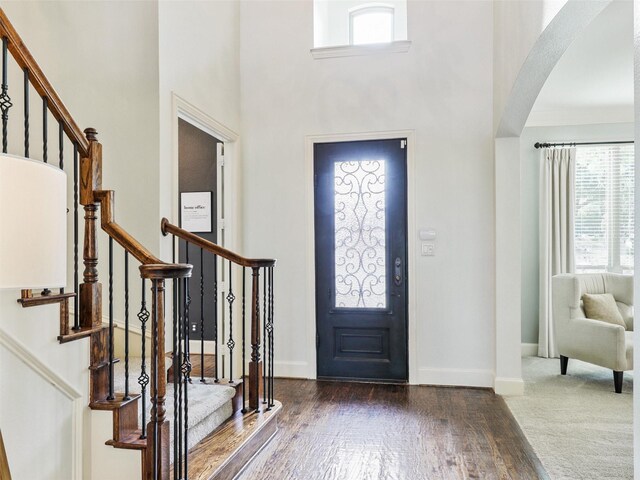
xmin=237 ymin=379 xmax=547 ymax=480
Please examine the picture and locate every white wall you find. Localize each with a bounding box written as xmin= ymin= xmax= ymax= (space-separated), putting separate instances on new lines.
xmin=240 ymin=0 xmax=495 ymax=386
xmin=0 ymin=348 xmax=73 ymax=480
xmin=520 ymin=122 xmax=635 ymax=345
xmin=157 ymin=0 xmax=242 ymax=260
xmin=0 ymin=2 xmax=161 ymax=478
xmin=493 ymin=0 xmax=567 ymax=135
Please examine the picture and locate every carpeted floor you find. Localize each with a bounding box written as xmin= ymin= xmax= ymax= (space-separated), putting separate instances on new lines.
xmin=504 ymin=357 xmax=633 ymax=480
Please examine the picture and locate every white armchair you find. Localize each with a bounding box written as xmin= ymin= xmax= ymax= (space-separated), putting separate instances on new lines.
xmin=552 ymin=273 xmax=633 ymax=393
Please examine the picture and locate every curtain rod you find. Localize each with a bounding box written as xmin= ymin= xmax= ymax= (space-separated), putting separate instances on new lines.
xmin=534 ymin=140 xmax=634 ymax=149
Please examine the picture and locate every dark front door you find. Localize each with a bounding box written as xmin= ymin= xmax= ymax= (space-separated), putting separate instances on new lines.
xmin=314 ymin=138 xmax=408 ymax=381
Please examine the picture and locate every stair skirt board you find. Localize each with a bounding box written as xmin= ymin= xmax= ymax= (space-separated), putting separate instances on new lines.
xmin=113 ymin=357 xmax=236 ymax=462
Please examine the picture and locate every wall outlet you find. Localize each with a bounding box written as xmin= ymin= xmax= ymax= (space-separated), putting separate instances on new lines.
xmin=421 ymin=242 xmax=435 ymax=256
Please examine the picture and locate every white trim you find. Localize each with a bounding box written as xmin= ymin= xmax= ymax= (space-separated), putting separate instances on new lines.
xmin=171 ymin=93 xmax=241 ymax=363
xmin=0 ymin=327 xmax=83 ymax=479
xmin=418 ymin=367 xmax=494 ymax=389
xmin=170 ymin=92 xmax=239 ymax=254
xmin=311 ymin=40 xmax=411 ymax=59
xmin=494 ymin=376 xmax=525 ymax=396
xmin=113 ymin=318 xmax=149 ymax=339
xmin=274 ymin=361 xmax=310 ymax=379
xmin=304 ymin=130 xmax=417 ymax=383
xmin=521 ymin=343 xmax=539 ymax=357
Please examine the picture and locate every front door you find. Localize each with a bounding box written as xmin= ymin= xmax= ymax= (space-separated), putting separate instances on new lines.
xmin=314 ymin=138 xmax=408 ymax=381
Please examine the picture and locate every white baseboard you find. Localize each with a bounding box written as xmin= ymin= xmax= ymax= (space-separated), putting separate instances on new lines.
xmin=274 ymin=361 xmax=310 ymax=378
xmin=417 ymin=367 xmax=494 ymax=388
xmin=494 ymin=376 xmax=525 ymax=395
xmin=521 ymin=343 xmax=538 ymax=357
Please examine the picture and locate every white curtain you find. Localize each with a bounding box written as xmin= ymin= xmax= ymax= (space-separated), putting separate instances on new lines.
xmin=539 ymin=147 xmax=575 ymax=358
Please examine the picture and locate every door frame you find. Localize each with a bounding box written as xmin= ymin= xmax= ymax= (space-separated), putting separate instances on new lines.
xmin=304 ymin=130 xmax=417 ymax=384
xmin=171 ymin=93 xmax=240 ymax=354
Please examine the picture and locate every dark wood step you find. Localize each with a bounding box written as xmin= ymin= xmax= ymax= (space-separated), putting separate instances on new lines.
xmin=58 ymin=324 xmax=105 ymax=344
xmin=90 ymin=393 xmax=140 ymax=411
xmin=105 ymin=430 xmax=147 ymax=451
xmin=175 ymin=400 xmax=281 ymax=480
xmin=17 ymin=291 xmax=75 ymax=307
xmin=88 ymin=357 xmax=120 ymax=371
xmin=166 ymin=352 xmax=217 ymax=382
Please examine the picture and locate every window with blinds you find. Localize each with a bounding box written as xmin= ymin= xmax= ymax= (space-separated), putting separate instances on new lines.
xmin=574 ymin=144 xmax=634 ymax=274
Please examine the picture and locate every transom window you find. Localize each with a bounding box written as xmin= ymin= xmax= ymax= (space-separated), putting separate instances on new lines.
xmin=574 ymin=144 xmax=634 ymax=274
xmin=350 ymin=6 xmax=394 ymax=45
xmin=313 ymin=0 xmax=408 ymax=50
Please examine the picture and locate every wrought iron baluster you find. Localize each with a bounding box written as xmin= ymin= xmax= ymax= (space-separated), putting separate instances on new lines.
xmin=262 ymin=268 xmax=267 ymax=404
xmin=137 ymin=279 xmax=150 ymax=439
xmin=107 ymin=237 xmax=114 ymax=400
xmin=251 ymin=267 xmax=261 ymax=413
xmin=23 ymin=68 xmax=28 ymax=157
xmin=58 ymin=120 xmax=63 ymax=169
xmin=172 ymin=279 xmax=179 ymax=480
xmin=267 ymin=266 xmax=274 ymax=408
xmin=123 ymin=252 xmax=130 ymax=400
xmin=72 ymin=142 xmax=79 ymax=330
xmin=182 ymin=276 xmax=191 ymax=478
xmin=42 ymin=97 xmax=47 ymax=162
xmin=185 ymin=242 xmax=191 ymax=383
xmin=242 ymin=266 xmax=246 ymax=413
xmin=151 ymin=280 xmax=159 ymax=480
xmin=177 ymin=274 xmax=184 ymax=476
xmin=227 ymin=260 xmax=235 ymax=383
xmin=1 ymin=37 xmax=11 ymax=154
xmin=200 ymin=247 xmax=205 ymax=383
xmin=213 ymin=255 xmax=219 ymax=383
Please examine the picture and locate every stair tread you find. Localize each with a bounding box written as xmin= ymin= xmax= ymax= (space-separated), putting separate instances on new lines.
xmin=89 ymin=358 xmax=120 ymax=371
xmin=175 ymin=400 xmax=281 ymax=480
xmin=58 ymin=324 xmax=105 ymax=344
xmin=90 ymin=393 xmax=141 ymax=410
xmin=18 ymin=292 xmax=75 ymax=307
xmin=106 ymin=430 xmax=147 ymax=451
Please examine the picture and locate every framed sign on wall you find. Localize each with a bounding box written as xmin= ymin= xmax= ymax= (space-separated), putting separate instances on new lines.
xmin=180 ymin=191 xmax=213 ymax=233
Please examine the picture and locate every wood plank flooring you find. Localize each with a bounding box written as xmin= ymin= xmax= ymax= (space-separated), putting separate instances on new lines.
xmin=236 ymin=380 xmax=547 ymax=480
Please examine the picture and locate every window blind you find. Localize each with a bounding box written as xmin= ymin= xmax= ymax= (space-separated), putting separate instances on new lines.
xmin=574 ymin=144 xmax=634 ymax=273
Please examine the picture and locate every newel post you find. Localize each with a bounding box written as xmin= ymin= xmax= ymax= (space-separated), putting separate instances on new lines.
xmin=146 ymin=277 xmax=169 ymax=480
xmin=249 ymin=267 xmax=263 ymax=411
xmin=79 ymin=127 xmax=102 ymax=329
xmin=141 ymin=264 xmax=191 ymax=480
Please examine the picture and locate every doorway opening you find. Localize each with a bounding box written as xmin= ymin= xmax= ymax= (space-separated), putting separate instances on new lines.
xmin=178 ymin=119 xmax=224 ymax=342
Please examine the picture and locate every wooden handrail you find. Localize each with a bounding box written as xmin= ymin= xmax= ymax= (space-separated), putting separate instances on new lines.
xmin=94 ymin=190 xmax=163 ymax=265
xmin=0 ymin=8 xmax=90 ymax=156
xmin=161 ymin=218 xmax=276 ymax=268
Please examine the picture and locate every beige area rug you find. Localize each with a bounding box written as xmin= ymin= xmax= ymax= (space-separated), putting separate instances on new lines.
xmin=504 ymin=357 xmax=633 ymax=480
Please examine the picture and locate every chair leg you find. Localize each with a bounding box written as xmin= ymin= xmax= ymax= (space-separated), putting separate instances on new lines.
xmin=613 ymin=371 xmax=623 ymax=394
xmin=560 ymin=355 xmax=568 ymax=375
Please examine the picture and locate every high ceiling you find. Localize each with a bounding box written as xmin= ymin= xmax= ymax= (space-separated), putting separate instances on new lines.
xmin=526 ymin=1 xmax=633 ymax=126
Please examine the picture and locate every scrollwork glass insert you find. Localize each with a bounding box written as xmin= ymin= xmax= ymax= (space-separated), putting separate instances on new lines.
xmin=334 ymin=159 xmax=386 ymax=308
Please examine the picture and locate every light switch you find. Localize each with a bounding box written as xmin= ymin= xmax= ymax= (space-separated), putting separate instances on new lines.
xmin=421 ymin=242 xmax=435 ymax=256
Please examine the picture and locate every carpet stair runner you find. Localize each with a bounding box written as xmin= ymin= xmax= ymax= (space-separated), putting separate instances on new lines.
xmin=113 ymin=356 xmax=236 ymax=461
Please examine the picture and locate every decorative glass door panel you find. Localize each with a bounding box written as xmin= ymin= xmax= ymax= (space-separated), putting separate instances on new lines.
xmin=315 ymin=139 xmax=408 ymax=381
xmin=334 ymin=160 xmax=386 ymax=309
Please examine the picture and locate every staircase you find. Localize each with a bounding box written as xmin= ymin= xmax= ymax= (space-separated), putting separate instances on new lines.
xmin=0 ymin=8 xmax=279 ymax=480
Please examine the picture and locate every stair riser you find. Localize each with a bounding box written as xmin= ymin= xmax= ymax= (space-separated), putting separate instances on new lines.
xmin=114 ymin=400 xmax=139 ymax=442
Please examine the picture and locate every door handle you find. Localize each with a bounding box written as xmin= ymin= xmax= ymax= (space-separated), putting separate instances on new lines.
xmin=394 ymin=257 xmax=402 ymax=286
